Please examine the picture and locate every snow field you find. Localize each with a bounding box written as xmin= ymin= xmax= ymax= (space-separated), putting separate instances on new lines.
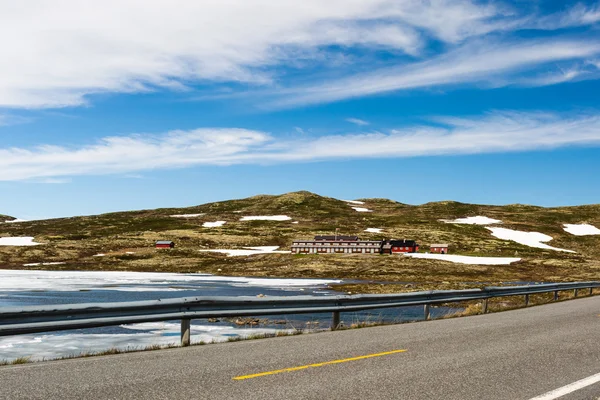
xmin=200 ymin=246 xmax=290 ymax=257
xmin=487 ymin=227 xmax=575 ymax=253
xmin=240 ymin=215 xmax=292 ymax=221
xmin=0 ymin=237 xmax=42 ymax=246
xmin=563 ymin=224 xmax=600 ymax=236
xmin=364 ymin=228 xmax=383 ymax=233
xmin=352 ymin=207 xmax=373 ymax=212
xmin=404 ymin=253 xmax=521 ymax=265
xmin=342 ymin=200 xmax=365 ymax=205
xmin=202 ymin=221 xmax=226 ymax=228
xmin=441 ymin=216 xmax=502 ymax=225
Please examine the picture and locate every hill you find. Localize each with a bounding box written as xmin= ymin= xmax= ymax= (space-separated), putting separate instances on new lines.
xmin=1 ymin=191 xmax=599 ymax=292
xmin=0 ymin=215 xmax=15 ymax=222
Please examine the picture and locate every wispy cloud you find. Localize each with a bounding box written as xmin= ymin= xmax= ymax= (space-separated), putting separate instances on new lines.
xmin=346 ymin=118 xmax=370 ymax=126
xmin=1 ymin=111 xmax=600 ymax=181
xmin=270 ymin=38 xmax=600 ymax=107
xmin=4 ymin=0 xmax=595 ymax=109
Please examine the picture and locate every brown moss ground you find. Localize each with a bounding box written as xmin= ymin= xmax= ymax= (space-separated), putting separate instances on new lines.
xmin=1 ymin=191 xmax=599 ymax=293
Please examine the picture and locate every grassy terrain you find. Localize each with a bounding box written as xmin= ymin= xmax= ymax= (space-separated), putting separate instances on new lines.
xmin=1 ymin=191 xmax=599 ymax=293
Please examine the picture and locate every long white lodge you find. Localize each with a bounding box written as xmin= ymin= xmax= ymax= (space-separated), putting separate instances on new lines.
xmin=291 ymin=239 xmax=382 ymax=254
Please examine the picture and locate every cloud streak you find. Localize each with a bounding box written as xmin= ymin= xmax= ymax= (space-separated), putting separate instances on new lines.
xmin=1 ymin=111 xmax=599 ymax=181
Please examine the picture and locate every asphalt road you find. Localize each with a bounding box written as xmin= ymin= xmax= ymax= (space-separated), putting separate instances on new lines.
xmin=2 ymin=296 xmax=600 ymax=400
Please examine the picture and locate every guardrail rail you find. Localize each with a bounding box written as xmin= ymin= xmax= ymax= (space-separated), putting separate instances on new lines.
xmin=1 ymin=282 xmax=598 ymax=346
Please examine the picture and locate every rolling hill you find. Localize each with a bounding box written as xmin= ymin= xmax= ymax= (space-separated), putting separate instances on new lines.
xmin=1 ymin=191 xmax=599 ymax=292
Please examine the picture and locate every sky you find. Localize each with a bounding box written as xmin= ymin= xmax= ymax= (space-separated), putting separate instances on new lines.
xmin=1 ymin=0 xmax=600 ymax=219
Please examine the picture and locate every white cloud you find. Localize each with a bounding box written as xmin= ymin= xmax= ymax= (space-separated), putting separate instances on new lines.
xmin=271 ymin=38 xmax=600 ymax=107
xmin=1 ymin=111 xmax=600 ymax=181
xmin=346 ymin=118 xmax=370 ymax=126
xmin=0 ymin=0 xmax=513 ymax=108
xmin=531 ymin=3 xmax=600 ymax=30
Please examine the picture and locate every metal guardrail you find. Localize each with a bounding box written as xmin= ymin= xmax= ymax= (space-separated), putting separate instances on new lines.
xmin=1 ymin=282 xmax=598 ymax=346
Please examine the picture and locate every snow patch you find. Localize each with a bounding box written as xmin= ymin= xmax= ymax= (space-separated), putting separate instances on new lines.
xmin=342 ymin=200 xmax=365 ymax=205
xmin=0 ymin=237 xmax=41 ymax=246
xmin=203 ymin=221 xmax=226 ymax=228
xmin=563 ymin=224 xmax=600 ymax=236
xmin=2 ymin=218 xmax=29 ymax=224
xmin=200 ymin=246 xmax=290 ymax=257
xmin=170 ymin=213 xmax=204 ymax=218
xmin=92 ymin=254 xmax=105 ymax=257
xmin=352 ymin=207 xmax=372 ymax=212
xmin=441 ymin=216 xmax=502 ymax=225
xmin=365 ymin=228 xmax=383 ymax=233
xmin=292 ymin=221 xmax=299 ymax=224
xmin=240 ymin=215 xmax=292 ymax=221
xmin=487 ymin=227 xmax=575 ymax=253
xmin=23 ymin=262 xmax=65 ymax=267
xmin=404 ymin=253 xmax=521 ymax=265
xmin=0 ymin=270 xmax=341 ymax=292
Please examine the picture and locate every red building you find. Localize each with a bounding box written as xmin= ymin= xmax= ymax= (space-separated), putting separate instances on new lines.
xmin=381 ymin=239 xmax=419 ymax=254
xmin=430 ymin=244 xmax=449 ymax=254
xmin=155 ymin=240 xmax=175 ymax=249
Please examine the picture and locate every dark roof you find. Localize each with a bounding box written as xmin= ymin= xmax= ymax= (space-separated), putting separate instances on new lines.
xmin=386 ymin=239 xmax=418 ymax=247
xmin=156 ymin=241 xmax=174 ymax=245
xmin=314 ymin=235 xmax=359 ymax=241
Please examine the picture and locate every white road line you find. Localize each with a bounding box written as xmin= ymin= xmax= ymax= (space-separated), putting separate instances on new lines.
xmin=529 ymin=372 xmax=600 ymax=400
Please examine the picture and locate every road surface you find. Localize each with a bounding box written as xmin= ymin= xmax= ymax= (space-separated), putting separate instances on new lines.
xmin=2 ymin=295 xmax=600 ymax=399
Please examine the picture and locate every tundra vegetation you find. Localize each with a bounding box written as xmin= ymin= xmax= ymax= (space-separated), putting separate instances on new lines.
xmin=1 ymin=191 xmax=599 ymax=294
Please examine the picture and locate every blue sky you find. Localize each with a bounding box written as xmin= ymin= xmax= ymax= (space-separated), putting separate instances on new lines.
xmin=1 ymin=0 xmax=600 ymax=219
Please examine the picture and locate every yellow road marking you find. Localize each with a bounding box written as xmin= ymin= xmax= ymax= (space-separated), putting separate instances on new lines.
xmin=233 ymin=349 xmax=407 ymax=381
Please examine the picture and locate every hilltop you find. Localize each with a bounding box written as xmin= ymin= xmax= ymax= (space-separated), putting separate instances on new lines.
xmin=1 ymin=191 xmax=599 ymax=292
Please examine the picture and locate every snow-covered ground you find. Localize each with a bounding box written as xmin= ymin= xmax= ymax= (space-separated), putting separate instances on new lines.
xmin=563 ymin=224 xmax=600 ymax=236
xmin=487 ymin=227 xmax=575 ymax=253
xmin=169 ymin=213 xmax=204 ymax=218
xmin=203 ymin=221 xmax=226 ymax=228
xmin=342 ymin=200 xmax=365 ymax=205
xmin=0 ymin=237 xmax=42 ymax=246
xmin=404 ymin=253 xmax=521 ymax=265
xmin=240 ymin=215 xmax=292 ymax=221
xmin=200 ymin=246 xmax=291 ymax=257
xmin=1 ymin=218 xmax=30 ymax=224
xmin=441 ymin=216 xmax=502 ymax=225
xmin=23 ymin=262 xmax=65 ymax=267
xmin=0 ymin=270 xmax=340 ymax=292
xmin=0 ymin=323 xmax=295 ymax=362
xmin=365 ymin=228 xmax=383 ymax=233
xmin=352 ymin=207 xmax=373 ymax=212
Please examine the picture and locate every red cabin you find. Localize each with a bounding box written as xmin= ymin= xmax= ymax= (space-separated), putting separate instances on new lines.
xmin=430 ymin=244 xmax=449 ymax=254
xmin=155 ymin=240 xmax=175 ymax=249
xmin=381 ymin=239 xmax=419 ymax=254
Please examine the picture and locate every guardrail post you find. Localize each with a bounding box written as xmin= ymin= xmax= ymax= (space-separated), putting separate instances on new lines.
xmin=181 ymin=318 xmax=191 ymax=346
xmin=481 ymin=298 xmax=488 ymax=314
xmin=331 ymin=311 xmax=341 ymax=330
xmin=554 ymin=291 xmax=559 ymax=301
xmin=524 ymin=294 xmax=529 ymax=307
xmin=590 ymin=288 xmax=594 ymax=296
xmin=424 ymin=304 xmax=431 ymax=320
xmin=575 ymin=289 xmax=579 ymax=297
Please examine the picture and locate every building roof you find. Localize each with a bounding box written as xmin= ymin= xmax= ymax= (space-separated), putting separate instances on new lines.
xmin=386 ymin=239 xmax=418 ymax=247
xmin=430 ymin=244 xmax=449 ymax=247
xmin=314 ymin=235 xmax=359 ymax=241
xmin=156 ymin=240 xmax=174 ymax=245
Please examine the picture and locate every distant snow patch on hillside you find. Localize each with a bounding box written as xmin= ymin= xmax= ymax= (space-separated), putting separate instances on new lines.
xmin=170 ymin=213 xmax=204 ymax=218
xmin=352 ymin=207 xmax=372 ymax=212
xmin=0 ymin=237 xmax=41 ymax=246
xmin=200 ymin=246 xmax=290 ymax=257
xmin=487 ymin=227 xmax=575 ymax=253
xmin=404 ymin=253 xmax=521 ymax=265
xmin=2 ymin=218 xmax=30 ymax=224
xmin=292 ymin=221 xmax=299 ymax=224
xmin=23 ymin=262 xmax=65 ymax=267
xmin=442 ymin=216 xmax=502 ymax=225
xmin=563 ymin=224 xmax=600 ymax=236
xmin=203 ymin=221 xmax=226 ymax=228
xmin=240 ymin=215 xmax=291 ymax=221
xmin=365 ymin=228 xmax=382 ymax=233
xmin=342 ymin=200 xmax=365 ymax=205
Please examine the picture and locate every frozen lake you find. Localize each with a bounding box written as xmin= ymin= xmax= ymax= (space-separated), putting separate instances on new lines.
xmin=0 ymin=270 xmax=457 ymax=362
